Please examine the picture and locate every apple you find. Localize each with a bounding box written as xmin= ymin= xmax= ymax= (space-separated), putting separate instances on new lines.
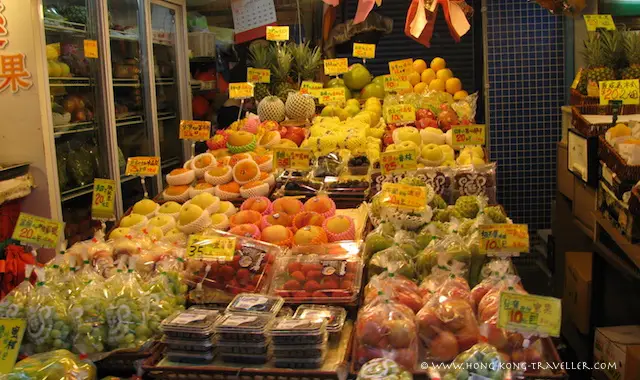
xmin=283 ymin=126 xmax=305 ymax=146
xmin=132 ymin=199 xmax=158 ymax=216
xmin=429 ymin=331 xmax=459 ymax=361
xmin=392 ymin=126 xmax=421 ymax=146
xmin=109 ymin=227 xmax=131 ymax=239
xmin=119 ymin=214 xmax=146 ymax=228
xmin=438 ymin=109 xmax=459 ymax=132
xmin=421 ymin=144 xmax=445 ymax=165
xmin=416 ymin=109 xmax=435 ymax=120
xmin=158 ymin=201 xmax=181 ymax=215
xmin=148 ymin=215 xmax=174 ymax=228
xmin=293 ymin=225 xmax=327 ymax=245
xmin=179 ymin=204 xmax=205 ymax=226
xmin=191 ymin=193 xmax=219 ymax=211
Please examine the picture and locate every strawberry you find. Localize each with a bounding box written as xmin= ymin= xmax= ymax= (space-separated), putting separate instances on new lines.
xmin=287 ymin=262 xmax=303 ymax=273
xmin=250 ymin=273 xmax=262 ymax=285
xmin=236 ymin=268 xmax=250 ymax=285
xmin=301 ymin=263 xmax=323 ymax=274
xmin=208 ymin=261 xmax=220 ymax=274
xmin=311 ymin=290 xmax=329 ymax=298
xmin=290 ymin=270 xmax=306 ymax=282
xmin=219 ymin=265 xmax=235 ymax=281
xmin=321 ymin=278 xmax=339 ymax=290
xmin=331 ymin=290 xmax=351 ymax=298
xmin=292 ymin=290 xmax=310 ymax=299
xmin=304 ymin=280 xmax=321 ymax=293
xmin=263 ymin=264 xmax=273 ymax=276
xmin=283 ymin=279 xmax=302 ymax=290
xmin=276 ymin=290 xmax=290 ymax=297
xmin=306 ymin=270 xmax=323 ymax=282
xmin=231 ymin=255 xmax=242 ymax=270
xmin=340 ymin=280 xmax=353 ymax=290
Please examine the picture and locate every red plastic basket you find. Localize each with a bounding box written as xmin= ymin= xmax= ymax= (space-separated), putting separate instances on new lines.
xmin=0 ymin=200 xmax=21 ymax=242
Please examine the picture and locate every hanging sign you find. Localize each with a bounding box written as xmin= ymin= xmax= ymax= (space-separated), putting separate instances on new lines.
xmin=599 ymin=79 xmax=640 ymax=105
xmin=311 ymin=88 xmax=346 ymax=105
xmin=229 ymin=82 xmax=254 ymax=99
xmin=247 ymin=67 xmax=270 ymax=83
xmin=380 ymin=183 xmax=427 ymax=211
xmin=498 ymin=292 xmax=562 ymax=337
xmin=179 ymin=120 xmax=211 ymax=140
xmin=11 ymin=213 xmax=64 ymax=248
xmin=584 ymin=14 xmax=615 ymax=31
xmin=300 ymin=81 xmax=323 ymax=95
xmin=187 ymin=235 xmax=236 ymax=260
xmin=389 ymin=59 xmax=413 ymax=81
xmin=0 ymin=319 xmax=26 ymax=374
xmin=380 ymin=148 xmax=418 ymax=175
xmin=323 ymin=58 xmax=349 ymax=76
xmin=125 ymin=156 xmax=160 ymax=176
xmin=451 ymin=124 xmax=486 ymax=147
xmin=83 ymin=40 xmax=98 ymax=58
xmin=91 ymin=178 xmax=116 ymax=221
xmin=479 ymin=224 xmax=530 ymax=255
xmin=383 ymin=75 xmax=412 ymax=92
xmin=274 ymin=147 xmax=312 ymax=170
xmin=266 ymin=26 xmax=289 ymax=41
xmin=353 ymin=43 xmax=376 ymax=59
xmin=385 ymin=104 xmax=416 ymax=124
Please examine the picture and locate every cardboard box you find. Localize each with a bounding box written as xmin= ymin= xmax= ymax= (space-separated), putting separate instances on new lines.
xmin=564 ymin=252 xmax=592 ymax=334
xmin=557 ymin=141 xmax=574 ymax=200
xmin=593 ymin=325 xmax=640 ymax=380
xmin=573 ymin=181 xmax=597 ymax=237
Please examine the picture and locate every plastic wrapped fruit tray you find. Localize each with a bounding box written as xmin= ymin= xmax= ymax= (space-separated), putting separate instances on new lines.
xmin=214 ymin=313 xmax=274 ymax=343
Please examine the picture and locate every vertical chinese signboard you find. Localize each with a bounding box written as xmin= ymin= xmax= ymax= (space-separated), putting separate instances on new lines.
xmin=0 ymin=1 xmax=33 ymax=94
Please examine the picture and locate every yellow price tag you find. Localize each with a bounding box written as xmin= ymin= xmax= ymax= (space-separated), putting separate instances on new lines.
xmin=274 ymin=147 xmax=312 ymax=170
xmin=187 ymin=235 xmax=236 ymax=260
xmin=324 ymin=58 xmax=349 ymax=76
xmin=91 ymin=179 xmax=116 ymax=221
xmin=382 ymin=75 xmax=412 ymax=92
xmin=380 ymin=183 xmax=426 ymax=211
xmin=311 ymin=88 xmax=346 ymax=105
xmin=300 ymin=81 xmax=323 ymax=95
xmin=353 ymin=43 xmax=376 ymax=59
xmin=247 ymin=67 xmax=270 ymax=84
xmin=229 ymin=82 xmax=254 ymax=99
xmin=571 ymin=68 xmax=583 ymax=90
xmin=479 ymin=224 xmax=529 ymax=255
xmin=266 ymin=26 xmax=289 ymax=41
xmin=125 ymin=156 xmax=160 ymax=176
xmin=0 ymin=319 xmax=25 ymax=374
xmin=385 ymin=104 xmax=416 ymax=124
xmin=380 ymin=148 xmax=418 ymax=175
xmin=389 ymin=59 xmax=413 ymax=81
xmin=498 ymin=292 xmax=561 ymax=337
xmin=599 ymin=79 xmax=640 ymax=105
xmin=451 ymin=124 xmax=486 ymax=147
xmin=180 ymin=120 xmax=211 ymax=140
xmin=83 ymin=39 xmax=98 ymax=58
xmin=584 ymin=14 xmax=616 ymax=31
xmin=11 ymin=213 xmax=64 ymax=248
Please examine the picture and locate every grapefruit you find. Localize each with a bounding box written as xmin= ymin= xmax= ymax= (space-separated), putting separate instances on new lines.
xmin=421 ymin=69 xmax=436 ymax=84
xmin=436 ymin=69 xmax=453 ymax=81
xmin=430 ymin=57 xmax=446 ymax=72
xmin=413 ymin=59 xmax=428 ymax=74
xmin=445 ymin=78 xmax=462 ymax=94
xmin=429 ymin=79 xmax=446 ymax=92
xmin=454 ymin=90 xmax=469 ymax=100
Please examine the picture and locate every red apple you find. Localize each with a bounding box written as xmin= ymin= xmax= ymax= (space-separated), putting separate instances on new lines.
xmin=278 ymin=126 xmax=288 ymax=138
xmin=387 ymin=320 xmax=413 ymax=348
xmin=416 ymin=108 xmax=435 ymax=120
xmin=459 ymin=118 xmax=472 ymax=125
xmin=438 ymin=109 xmax=459 ymax=132
xmin=429 ymin=331 xmax=459 ymax=361
xmin=283 ymin=126 xmax=305 ymax=146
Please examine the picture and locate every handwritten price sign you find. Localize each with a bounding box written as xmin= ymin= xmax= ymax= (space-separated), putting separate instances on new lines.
xmin=0 ymin=319 xmax=25 ymax=374
xmin=311 ymin=88 xmax=346 ymax=105
xmin=91 ymin=178 xmax=116 ymax=221
xmin=389 ymin=59 xmax=413 ymax=81
xmin=479 ymin=224 xmax=529 ymax=255
xmin=381 ymin=183 xmax=427 ymax=211
xmin=83 ymin=39 xmax=98 ymax=58
xmin=229 ymin=82 xmax=254 ymax=99
xmin=125 ymin=156 xmax=160 ymax=176
xmin=385 ymin=104 xmax=416 ymax=124
xmin=247 ymin=67 xmax=270 ymax=83
xmin=584 ymin=14 xmax=615 ymax=31
xmin=300 ymin=81 xmax=323 ymax=95
xmin=324 ymin=58 xmax=349 ymax=76
xmin=353 ymin=43 xmax=376 ymax=59
xmin=380 ymin=148 xmax=418 ymax=175
xmin=451 ymin=124 xmax=486 ymax=147
xmin=179 ymin=120 xmax=211 ymax=140
xmin=187 ymin=235 xmax=236 ymax=260
xmin=498 ymin=292 xmax=561 ymax=337
xmin=274 ymin=147 xmax=312 ymax=170
xmin=383 ymin=75 xmax=412 ymax=93
xmin=12 ymin=213 xmax=64 ymax=248
xmin=266 ymin=26 xmax=289 ymax=41
xmin=599 ymin=79 xmax=640 ymax=105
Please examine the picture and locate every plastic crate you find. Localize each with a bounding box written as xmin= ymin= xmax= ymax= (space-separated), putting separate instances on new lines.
xmin=188 ymin=32 xmax=216 ymax=58
xmin=0 ymin=200 xmax=21 ymax=242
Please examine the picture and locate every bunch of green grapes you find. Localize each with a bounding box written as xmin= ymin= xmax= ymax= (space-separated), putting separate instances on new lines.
xmin=105 ymin=273 xmax=152 ymax=350
xmin=0 ymin=281 xmax=32 ymax=319
xmin=26 ymin=286 xmax=73 ymax=353
xmin=144 ymin=274 xmax=185 ymax=335
xmin=70 ymin=282 xmax=108 ymax=355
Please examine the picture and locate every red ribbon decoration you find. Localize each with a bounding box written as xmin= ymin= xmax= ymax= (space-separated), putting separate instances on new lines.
xmin=405 ymin=0 xmax=471 ymax=48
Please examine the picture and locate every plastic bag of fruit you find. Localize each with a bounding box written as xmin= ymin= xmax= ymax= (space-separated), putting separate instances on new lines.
xmin=357 ymin=358 xmax=413 ymax=380
xmin=363 ymin=222 xmax=395 ymax=261
xmin=354 ymin=291 xmax=419 ymax=371
xmin=104 ymin=257 xmax=153 ymax=350
xmin=70 ymin=275 xmax=108 ymax=355
xmin=7 ymin=349 xmax=96 ymax=380
xmin=415 ymin=234 xmax=471 ymax=281
xmin=364 ymin=272 xmax=423 ymax=314
xmin=142 ymin=270 xmax=186 ymax=336
xmin=478 ymin=259 xmax=516 ymax=285
xmin=186 ymin=232 xmax=281 ymax=304
xmin=368 ymin=246 xmax=416 ymax=280
xmin=442 ymin=343 xmax=505 ymax=380
xmin=415 ymin=279 xmax=480 ymax=362
xmin=0 ymin=265 xmax=34 ymax=319
xmin=418 ymin=267 xmax=473 ymax=308
xmin=24 ymin=267 xmax=73 ymax=354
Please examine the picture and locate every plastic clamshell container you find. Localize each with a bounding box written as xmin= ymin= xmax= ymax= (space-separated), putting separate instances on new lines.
xmin=162 ymin=335 xmax=216 ymax=352
xmin=270 ymin=254 xmax=363 ymax=304
xmin=187 ymin=231 xmax=283 ymax=303
xmin=270 ymin=317 xmax=327 ymax=345
xmin=215 ymin=313 xmax=274 ymax=343
xmin=278 ymin=306 xmax=294 ymax=318
xmin=274 ymin=353 xmax=326 ymax=369
xmin=293 ymin=305 xmax=347 ymax=334
xmin=226 ymin=293 xmax=284 ymax=316
xmin=287 ymin=241 xmax=361 ymax=256
xmin=161 ymin=309 xmax=220 ymax=339
xmin=220 ymin=352 xmax=271 ymax=365
xmin=166 ymin=350 xmax=216 ymax=364
xmin=217 ymin=338 xmax=270 ymax=355
xmin=272 ymin=341 xmax=327 ymax=359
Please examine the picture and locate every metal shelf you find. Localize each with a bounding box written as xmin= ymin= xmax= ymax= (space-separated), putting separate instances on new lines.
xmin=157 ymin=111 xmax=176 ymax=121
xmin=109 ymin=30 xmax=139 ymax=42
xmin=61 ymin=182 xmax=94 ymax=202
xmin=116 ymin=114 xmax=144 ymax=127
xmin=48 ymin=77 xmax=92 ymax=87
xmin=112 ymin=78 xmax=141 ymax=87
xmin=44 ymin=19 xmax=86 ymax=35
xmin=53 ymin=122 xmax=96 ymax=138
xmin=156 ymin=77 xmax=176 ymax=86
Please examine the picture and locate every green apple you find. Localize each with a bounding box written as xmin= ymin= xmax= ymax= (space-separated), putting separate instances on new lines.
xmin=132 ymin=199 xmax=158 ymax=216
xmin=345 ymin=104 xmax=360 ymax=117
xmin=421 ymin=144 xmax=445 ymax=165
xmin=326 ymin=78 xmax=345 ymax=88
xmin=346 ymin=98 xmax=360 ymax=109
xmin=179 ymin=204 xmax=204 ymax=226
xmin=361 ymin=83 xmax=385 ymax=100
xmin=343 ymin=63 xmax=372 ymax=90
xmin=335 ymin=108 xmax=349 ymax=121
xmin=119 ymin=214 xmax=146 ymax=228
xmin=439 ymin=145 xmax=455 ymax=161
xmin=392 ymin=127 xmax=422 ymax=146
xmin=321 ymin=105 xmax=340 ymax=117
xmin=420 ymin=127 xmax=445 ymax=145
xmin=372 ymin=75 xmax=385 ymax=88
xmin=158 ymin=201 xmax=181 ymax=214
xmin=191 ymin=193 xmax=218 ymax=210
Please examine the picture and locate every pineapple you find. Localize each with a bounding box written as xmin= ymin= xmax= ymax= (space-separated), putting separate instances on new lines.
xmin=582 ymin=30 xmax=621 ymax=94
xmin=621 ymin=31 xmax=640 ymax=80
xmin=271 ymin=44 xmax=296 ymax=101
xmin=289 ymin=42 xmax=322 ymax=83
xmin=285 ymin=91 xmax=316 ymax=121
xmin=248 ymin=42 xmax=273 ymax=101
xmin=258 ymin=96 xmax=285 ymax=122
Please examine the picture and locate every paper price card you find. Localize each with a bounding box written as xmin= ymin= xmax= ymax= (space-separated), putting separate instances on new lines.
xmin=571 ymin=68 xmax=583 ymax=90
xmin=380 ymin=148 xmax=418 ymax=175
xmin=125 ymin=156 xmax=160 ymax=176
xmin=311 ymin=88 xmax=346 ymax=105
xmin=187 ymin=235 xmax=236 ymax=261
xmin=389 ymin=59 xmax=413 ymax=81
xmin=599 ymin=79 xmax=640 ymax=105
xmin=266 ymin=26 xmax=289 ymax=41
xmin=324 ymin=58 xmax=349 ymax=76
xmin=11 ymin=213 xmax=64 ymax=249
xmin=274 ymin=147 xmax=312 ymax=170
xmin=380 ymin=183 xmax=426 ymax=211
xmin=479 ymin=224 xmax=529 ymax=255
xmin=247 ymin=67 xmax=270 ymax=83
xmin=385 ymin=104 xmax=416 ymax=124
xmin=451 ymin=124 xmax=486 ymax=147
xmin=300 ymin=81 xmax=323 ymax=94
xmin=229 ymin=82 xmax=254 ymax=99
xmin=353 ymin=43 xmax=376 ymax=59
xmin=498 ymin=292 xmax=561 ymax=337
xmin=83 ymin=39 xmax=98 ymax=58
xmin=584 ymin=14 xmax=615 ymax=31
xmin=0 ymin=319 xmax=26 ymax=374
xmin=91 ymin=179 xmax=116 ymax=221
xmin=180 ymin=120 xmax=211 ymax=140
xmin=383 ymin=75 xmax=412 ymax=92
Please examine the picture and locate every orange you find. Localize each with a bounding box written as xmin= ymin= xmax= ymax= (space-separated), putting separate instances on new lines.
xmin=436 ymin=69 xmax=453 ymax=81
xmin=445 ymin=77 xmax=462 ymax=94
xmin=421 ymin=69 xmax=436 ymax=84
xmin=429 ymin=79 xmax=446 ymax=92
xmin=414 ymin=82 xmax=427 ymax=94
xmin=408 ymin=72 xmax=421 ymax=86
xmin=430 ymin=57 xmax=446 ymax=72
xmin=454 ymin=90 xmax=469 ymax=100
xmin=413 ymin=59 xmax=427 ymax=74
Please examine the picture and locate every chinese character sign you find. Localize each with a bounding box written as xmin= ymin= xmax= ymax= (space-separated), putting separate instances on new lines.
xmin=380 ymin=148 xmax=418 ymax=174
xmin=300 ymin=81 xmax=322 ymax=95
xmin=599 ymin=79 xmax=640 ymax=105
xmin=498 ymin=292 xmax=561 ymax=337
xmin=0 ymin=2 xmax=7 ymax=49
xmin=266 ymin=26 xmax=289 ymax=41
xmin=179 ymin=120 xmax=211 ymax=140
xmin=187 ymin=235 xmax=236 ymax=260
xmin=11 ymin=213 xmax=64 ymax=248
xmin=389 ymin=59 xmax=413 ymax=81
xmin=383 ymin=75 xmax=412 ymax=93
xmin=451 ymin=124 xmax=486 ymax=147
xmin=247 ymin=67 xmax=270 ymax=83
xmin=229 ymin=82 xmax=254 ymax=99
xmin=0 ymin=53 xmax=31 ymax=94
xmin=380 ymin=183 xmax=427 ymax=211
xmin=0 ymin=318 xmax=25 ymax=373
xmin=584 ymin=14 xmax=615 ymax=31
xmin=323 ymin=58 xmax=349 ymax=76
xmin=352 ymin=43 xmax=376 ymax=59
xmin=125 ymin=156 xmax=160 ymax=176
xmin=310 ymin=88 xmax=346 ymax=105
xmin=479 ymin=224 xmax=530 ymax=255
xmin=385 ymin=104 xmax=416 ymax=124
xmin=91 ymin=179 xmax=116 ymax=221
xmin=274 ymin=147 xmax=311 ymax=170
